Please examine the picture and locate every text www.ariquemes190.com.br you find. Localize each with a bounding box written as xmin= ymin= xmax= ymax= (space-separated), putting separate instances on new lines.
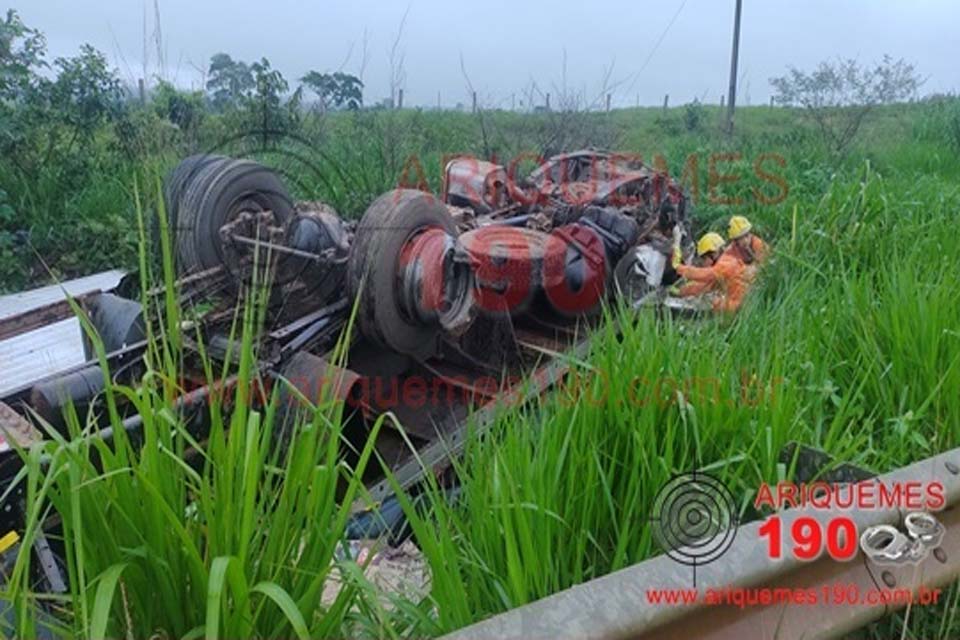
xmin=645 ymin=585 xmax=942 ymax=608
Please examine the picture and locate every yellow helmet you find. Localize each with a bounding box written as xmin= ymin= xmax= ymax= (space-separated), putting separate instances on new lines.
xmin=696 ymin=232 xmax=725 ymax=257
xmin=728 ymin=215 xmax=752 ymax=240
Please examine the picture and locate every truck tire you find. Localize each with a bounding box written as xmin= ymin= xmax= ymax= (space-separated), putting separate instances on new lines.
xmin=347 ymin=190 xmax=457 ymax=359
xmin=165 ymin=157 xmax=295 ymax=276
xmin=162 ymin=154 xmax=229 ymax=238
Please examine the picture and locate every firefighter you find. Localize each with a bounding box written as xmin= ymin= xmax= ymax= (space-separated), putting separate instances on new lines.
xmin=726 ymin=215 xmax=768 ymax=265
xmin=675 ymin=232 xmax=723 ymax=298
xmin=675 ymin=232 xmax=755 ymax=313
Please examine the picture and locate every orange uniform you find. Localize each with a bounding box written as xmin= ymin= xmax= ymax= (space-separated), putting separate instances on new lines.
xmin=727 ymin=235 xmax=769 ymax=266
xmin=676 ymin=252 xmax=756 ymax=313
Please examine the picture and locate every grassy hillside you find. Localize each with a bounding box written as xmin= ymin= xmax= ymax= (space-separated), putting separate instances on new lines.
xmin=362 ymin=102 xmax=960 ymax=637
xmin=3 ymin=98 xmax=957 ymax=290
xmin=3 ymin=99 xmax=960 ymax=638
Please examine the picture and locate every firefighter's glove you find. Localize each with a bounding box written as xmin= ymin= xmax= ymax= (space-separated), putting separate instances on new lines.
xmin=671 ymin=246 xmax=683 ymax=269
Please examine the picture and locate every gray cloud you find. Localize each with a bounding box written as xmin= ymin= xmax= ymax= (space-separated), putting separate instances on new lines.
xmin=16 ymin=0 xmax=959 ymax=107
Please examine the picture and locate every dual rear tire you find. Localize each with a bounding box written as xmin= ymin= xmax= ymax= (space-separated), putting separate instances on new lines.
xmin=347 ymin=190 xmax=458 ymax=360
xmin=162 ymin=155 xmax=295 ymax=275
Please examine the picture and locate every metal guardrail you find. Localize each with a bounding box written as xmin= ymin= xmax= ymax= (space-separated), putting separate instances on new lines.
xmin=444 ymin=447 xmax=960 ymax=640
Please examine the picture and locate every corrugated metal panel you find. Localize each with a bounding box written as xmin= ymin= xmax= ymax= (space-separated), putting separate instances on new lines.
xmin=0 ymin=319 xmax=85 ymax=396
xmin=0 ymin=271 xmax=125 ymax=395
xmin=0 ymin=270 xmax=125 ymax=320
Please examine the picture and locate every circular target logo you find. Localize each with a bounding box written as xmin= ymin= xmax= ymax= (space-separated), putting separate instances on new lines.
xmin=650 ymin=471 xmax=739 ymax=581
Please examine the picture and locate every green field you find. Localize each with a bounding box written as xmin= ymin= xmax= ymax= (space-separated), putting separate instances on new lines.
xmin=3 ymin=45 xmax=960 ymax=638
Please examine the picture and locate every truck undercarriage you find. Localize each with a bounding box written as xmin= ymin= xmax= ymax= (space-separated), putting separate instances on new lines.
xmin=0 ymin=150 xmax=691 ymax=597
xmin=1 ymin=151 xmax=958 ymax=638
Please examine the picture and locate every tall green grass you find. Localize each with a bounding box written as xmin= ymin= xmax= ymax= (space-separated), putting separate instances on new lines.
xmin=0 ymin=186 xmax=387 ymax=639
xmin=382 ymin=156 xmax=960 ymax=636
xmin=2 ymin=104 xmax=959 ymax=638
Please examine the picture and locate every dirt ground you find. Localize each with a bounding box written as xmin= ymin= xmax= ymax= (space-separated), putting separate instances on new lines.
xmin=323 ymin=539 xmax=431 ymax=607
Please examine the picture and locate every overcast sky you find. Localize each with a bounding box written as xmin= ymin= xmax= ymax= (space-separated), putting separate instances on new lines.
xmin=15 ymin=0 xmax=960 ymax=108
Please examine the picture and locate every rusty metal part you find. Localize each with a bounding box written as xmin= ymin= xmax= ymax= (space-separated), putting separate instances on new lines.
xmin=283 ymin=209 xmax=351 ymax=299
xmin=442 ymin=447 xmax=960 ymax=640
xmin=29 ymin=366 xmax=106 ymax=429
xmin=445 ymin=204 xmax=477 ymax=231
xmin=398 ymin=228 xmax=474 ymax=335
xmin=288 ymin=209 xmax=350 ymax=253
xmin=275 ymin=352 xmax=368 ymax=455
xmin=458 ymin=226 xmax=552 ymax=312
xmin=357 ymin=328 xmax=592 ymax=510
xmin=527 ymin=150 xmax=644 ymax=186
xmin=220 ymin=210 xmax=284 ymax=247
xmin=269 ymin=299 xmax=349 ymax=342
xmin=546 ymin=224 xmax=609 ymax=280
xmin=228 ymin=234 xmax=344 ymax=263
xmin=524 ymin=150 xmax=688 ymax=227
xmin=0 ymin=401 xmax=42 ymax=452
xmin=146 ymin=266 xmax=225 ymax=297
xmin=443 ymin=158 xmax=508 ymax=214
xmin=280 ymin=313 xmax=345 ymax=356
xmin=0 ymin=292 xmax=100 ymax=342
xmin=416 ymin=359 xmax=501 ymax=404
xmin=279 ymin=351 xmax=364 ymax=408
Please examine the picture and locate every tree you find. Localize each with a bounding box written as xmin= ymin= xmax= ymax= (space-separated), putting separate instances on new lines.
xmin=0 ymin=9 xmax=46 ymax=100
xmin=48 ymin=45 xmax=126 ymax=140
xmin=153 ymin=80 xmax=204 ymax=132
xmin=250 ymin=57 xmax=288 ymax=110
xmin=300 ymin=71 xmax=363 ymax=111
xmin=206 ymin=53 xmax=253 ymax=109
xmin=240 ymin=58 xmax=300 ymax=136
xmin=0 ymin=31 xmax=124 ymax=174
xmin=770 ymin=56 xmax=922 ymax=154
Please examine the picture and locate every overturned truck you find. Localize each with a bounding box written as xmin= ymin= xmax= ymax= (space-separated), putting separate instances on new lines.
xmin=0 ymin=150 xmax=691 ymax=592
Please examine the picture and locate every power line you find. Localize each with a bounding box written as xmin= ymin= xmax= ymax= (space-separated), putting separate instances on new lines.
xmin=624 ymin=0 xmax=691 ymax=96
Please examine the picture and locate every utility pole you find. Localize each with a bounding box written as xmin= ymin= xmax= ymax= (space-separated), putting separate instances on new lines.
xmin=397 ymin=89 xmax=404 ymax=109
xmin=725 ymin=0 xmax=743 ymax=134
